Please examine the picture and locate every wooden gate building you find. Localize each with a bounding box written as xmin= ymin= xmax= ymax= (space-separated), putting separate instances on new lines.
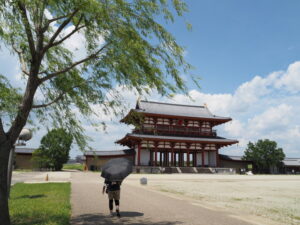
xmin=117 ymin=100 xmax=238 ymax=167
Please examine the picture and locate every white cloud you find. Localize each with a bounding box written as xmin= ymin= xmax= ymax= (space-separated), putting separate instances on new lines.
xmin=275 ymin=61 xmax=300 ymax=93
xmin=247 ymin=104 xmax=292 ymax=134
xmin=224 ymin=120 xmax=244 ymax=137
xmin=62 ymin=26 xmax=87 ymax=59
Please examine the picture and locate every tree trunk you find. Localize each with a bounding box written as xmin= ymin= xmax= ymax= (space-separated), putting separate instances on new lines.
xmin=0 ymin=135 xmax=12 ymax=225
xmin=0 ymin=74 xmax=39 ymax=225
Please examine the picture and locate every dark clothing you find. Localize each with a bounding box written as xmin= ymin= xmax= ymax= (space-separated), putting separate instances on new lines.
xmin=104 ymin=179 xmax=121 ymax=191
xmin=109 ymin=199 xmax=119 ymax=210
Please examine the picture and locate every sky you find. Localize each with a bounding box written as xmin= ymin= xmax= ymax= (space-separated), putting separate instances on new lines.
xmin=1 ymin=1 xmax=300 ymax=158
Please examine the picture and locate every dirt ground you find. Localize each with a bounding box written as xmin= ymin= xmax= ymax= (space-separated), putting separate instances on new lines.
xmin=125 ymin=174 xmax=300 ymax=225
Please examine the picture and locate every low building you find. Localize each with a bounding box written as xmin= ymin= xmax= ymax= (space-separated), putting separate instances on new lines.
xmin=282 ymin=158 xmax=300 ymax=174
xmin=14 ymin=147 xmax=35 ymax=169
xmin=84 ymin=149 xmax=135 ymax=171
xmin=219 ymin=154 xmax=253 ymax=173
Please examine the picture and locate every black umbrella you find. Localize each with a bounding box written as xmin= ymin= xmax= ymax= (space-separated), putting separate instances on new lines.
xmin=101 ymin=158 xmax=133 ymax=181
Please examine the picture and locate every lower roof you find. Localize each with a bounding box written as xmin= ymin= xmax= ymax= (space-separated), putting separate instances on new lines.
xmin=283 ymin=158 xmax=300 ymax=166
xmin=84 ymin=149 xmax=135 ymax=156
xmin=116 ymin=133 xmax=238 ymax=146
xmin=220 ymin=155 xmax=300 ymax=166
xmin=15 ymin=148 xmax=36 ymax=154
xmin=219 ymin=154 xmax=252 ymax=162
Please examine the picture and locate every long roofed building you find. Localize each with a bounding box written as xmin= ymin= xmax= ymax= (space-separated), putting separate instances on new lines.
xmin=117 ymin=100 xmax=238 ymax=167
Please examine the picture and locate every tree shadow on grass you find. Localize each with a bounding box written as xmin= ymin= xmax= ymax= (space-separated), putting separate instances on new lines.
xmin=11 ymin=214 xmax=69 ymax=225
xmin=15 ymin=194 xmax=46 ymax=199
xmin=71 ymin=213 xmax=183 ymax=225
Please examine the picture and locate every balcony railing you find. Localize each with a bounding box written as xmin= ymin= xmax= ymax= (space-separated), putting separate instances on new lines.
xmin=133 ymin=124 xmax=217 ymax=137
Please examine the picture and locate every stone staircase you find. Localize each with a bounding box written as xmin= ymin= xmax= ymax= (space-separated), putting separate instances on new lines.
xmin=133 ymin=166 xmax=230 ymax=174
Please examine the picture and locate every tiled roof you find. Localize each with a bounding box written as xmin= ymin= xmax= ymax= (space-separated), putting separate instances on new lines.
xmin=283 ymin=158 xmax=300 ymax=166
xmin=15 ymin=148 xmax=36 ymax=154
xmin=219 ymin=155 xmax=300 ymax=166
xmin=119 ymin=133 xmax=238 ymax=144
xmin=136 ymin=100 xmax=231 ymax=120
xmin=84 ymin=149 xmax=135 ymax=156
xmin=219 ymin=154 xmax=250 ymax=161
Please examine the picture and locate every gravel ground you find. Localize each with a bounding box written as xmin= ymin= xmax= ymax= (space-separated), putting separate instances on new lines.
xmin=126 ymin=174 xmax=300 ymax=225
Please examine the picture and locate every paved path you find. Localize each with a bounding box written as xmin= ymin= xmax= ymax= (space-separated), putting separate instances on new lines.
xmin=71 ymin=172 xmax=254 ymax=225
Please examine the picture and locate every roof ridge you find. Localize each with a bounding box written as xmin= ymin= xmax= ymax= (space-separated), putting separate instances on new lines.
xmin=85 ymin=149 xmax=131 ymax=152
xmin=140 ymin=100 xmax=206 ymax=108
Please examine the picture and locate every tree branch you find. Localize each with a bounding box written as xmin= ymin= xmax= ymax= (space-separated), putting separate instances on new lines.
xmin=40 ymin=43 xmax=110 ymax=83
xmin=11 ymin=42 xmax=30 ymax=76
xmin=32 ymin=92 xmax=65 ymax=108
xmin=35 ymin=1 xmax=46 ymax=57
xmin=32 ymin=81 xmax=90 ymax=109
xmin=43 ymin=9 xmax=79 ymax=51
xmin=0 ymin=118 xmax=5 ymax=136
xmin=17 ymin=1 xmax=36 ymax=58
xmin=53 ymin=25 xmax=85 ymax=47
xmin=42 ymin=11 xmax=80 ymax=33
xmin=51 ymin=15 xmax=85 ymax=48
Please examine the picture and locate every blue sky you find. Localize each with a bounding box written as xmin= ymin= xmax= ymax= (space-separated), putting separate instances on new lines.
xmin=1 ymin=1 xmax=300 ymax=158
xmin=172 ymin=0 xmax=300 ymax=93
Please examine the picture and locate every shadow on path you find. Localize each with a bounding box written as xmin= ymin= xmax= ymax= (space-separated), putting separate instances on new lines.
xmin=71 ymin=212 xmax=183 ymax=225
xmin=115 ymin=211 xmax=143 ymax=217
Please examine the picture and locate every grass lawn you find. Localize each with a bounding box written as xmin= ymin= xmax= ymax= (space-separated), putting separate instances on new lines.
xmin=9 ymin=183 xmax=71 ymax=225
xmin=63 ymin=163 xmax=84 ymax=171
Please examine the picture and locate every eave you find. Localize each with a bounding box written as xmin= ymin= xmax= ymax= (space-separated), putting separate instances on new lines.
xmin=116 ymin=133 xmax=238 ymax=148
xmin=120 ymin=109 xmax=232 ymax=126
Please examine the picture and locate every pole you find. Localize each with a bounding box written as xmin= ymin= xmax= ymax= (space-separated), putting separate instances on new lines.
xmin=7 ymin=145 xmax=15 ymax=199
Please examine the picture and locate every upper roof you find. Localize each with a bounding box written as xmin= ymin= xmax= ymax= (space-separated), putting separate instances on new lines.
xmin=15 ymin=148 xmax=35 ymax=154
xmin=121 ymin=100 xmax=232 ymax=126
xmin=135 ymin=100 xmax=231 ymax=121
xmin=84 ymin=149 xmax=135 ymax=156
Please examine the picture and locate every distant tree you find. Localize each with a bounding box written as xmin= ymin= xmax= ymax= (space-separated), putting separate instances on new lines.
xmin=243 ymin=139 xmax=285 ymax=174
xmin=33 ymin=128 xmax=73 ymax=171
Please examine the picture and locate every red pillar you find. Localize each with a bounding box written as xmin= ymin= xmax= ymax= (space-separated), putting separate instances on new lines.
xmin=171 ymin=149 xmax=174 ymax=166
xmin=216 ymin=148 xmax=219 ymax=167
xmin=187 ymin=151 xmax=190 ymax=167
xmin=150 ymin=150 xmax=153 ymax=166
xmin=178 ymin=152 xmax=181 ymax=167
xmin=138 ymin=142 xmax=141 ymax=166
xmin=180 ymin=152 xmax=183 ymax=167
xmin=167 ymin=151 xmax=169 ymax=166
xmin=155 ymin=142 xmax=157 ymax=166
xmin=194 ymin=152 xmax=197 ymax=167
xmin=202 ymin=150 xmax=205 ymax=167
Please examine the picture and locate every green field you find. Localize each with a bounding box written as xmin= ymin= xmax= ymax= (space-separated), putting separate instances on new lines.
xmin=63 ymin=163 xmax=84 ymax=171
xmin=9 ymin=183 xmax=71 ymax=225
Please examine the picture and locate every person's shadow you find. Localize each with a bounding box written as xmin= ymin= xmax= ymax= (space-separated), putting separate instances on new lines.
xmin=115 ymin=211 xmax=143 ymax=217
xmin=71 ymin=212 xmax=183 ymax=225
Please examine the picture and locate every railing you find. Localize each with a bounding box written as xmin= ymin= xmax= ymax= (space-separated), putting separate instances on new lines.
xmin=133 ymin=124 xmax=217 ymax=137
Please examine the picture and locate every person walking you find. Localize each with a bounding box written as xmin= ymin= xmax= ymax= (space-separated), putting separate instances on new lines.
xmin=102 ymin=179 xmax=122 ymax=217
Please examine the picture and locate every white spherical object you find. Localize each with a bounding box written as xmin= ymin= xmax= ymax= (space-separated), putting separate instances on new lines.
xmin=19 ymin=128 xmax=32 ymax=141
xmin=140 ymin=177 xmax=147 ymax=185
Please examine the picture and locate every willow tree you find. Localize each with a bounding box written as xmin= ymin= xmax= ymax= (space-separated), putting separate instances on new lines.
xmin=0 ymin=0 xmax=193 ymax=223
